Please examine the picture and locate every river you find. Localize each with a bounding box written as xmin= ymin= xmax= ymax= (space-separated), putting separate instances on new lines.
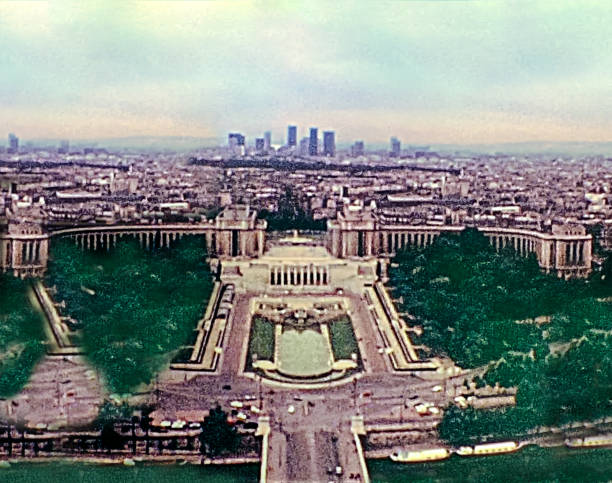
xmin=4 ymin=446 xmax=612 ymax=481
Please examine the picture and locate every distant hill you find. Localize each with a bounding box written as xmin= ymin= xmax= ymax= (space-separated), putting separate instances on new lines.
xmin=25 ymin=136 xmax=223 ymax=153
xmin=20 ymin=137 xmax=612 ymax=156
xmin=429 ymin=141 xmax=612 ymax=157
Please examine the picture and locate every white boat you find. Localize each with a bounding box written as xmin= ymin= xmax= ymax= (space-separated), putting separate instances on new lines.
xmin=390 ymin=448 xmax=450 ymax=463
xmin=456 ymin=446 xmax=474 ymax=456
xmin=470 ymin=441 xmax=519 ymax=456
xmin=566 ymin=436 xmax=612 ymax=448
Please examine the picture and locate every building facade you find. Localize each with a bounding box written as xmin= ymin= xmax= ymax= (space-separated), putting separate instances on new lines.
xmin=327 ymin=205 xmax=593 ymax=278
xmin=287 ymin=125 xmax=297 ymax=147
xmin=0 ymin=205 xmax=593 ymax=279
xmin=309 ymin=128 xmax=318 ymax=156
xmin=323 ymin=131 xmax=336 ymax=157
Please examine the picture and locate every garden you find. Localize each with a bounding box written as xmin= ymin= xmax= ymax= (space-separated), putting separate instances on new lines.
xmin=390 ymin=229 xmax=612 ymax=443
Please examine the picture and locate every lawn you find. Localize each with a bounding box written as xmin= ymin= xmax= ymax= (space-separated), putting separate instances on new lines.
xmin=246 ymin=316 xmax=275 ymax=370
xmin=329 ymin=317 xmax=360 ymax=361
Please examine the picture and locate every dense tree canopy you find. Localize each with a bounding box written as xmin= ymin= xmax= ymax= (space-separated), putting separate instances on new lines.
xmin=199 ymin=405 xmax=238 ymax=456
xmin=47 ymin=236 xmax=213 ymax=394
xmin=259 ymin=187 xmax=326 ymax=231
xmin=390 ymin=229 xmax=612 ymax=443
xmin=0 ymin=274 xmax=46 ymax=398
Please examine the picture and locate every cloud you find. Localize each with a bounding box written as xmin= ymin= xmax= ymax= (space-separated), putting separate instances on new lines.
xmin=0 ymin=0 xmax=611 ymax=143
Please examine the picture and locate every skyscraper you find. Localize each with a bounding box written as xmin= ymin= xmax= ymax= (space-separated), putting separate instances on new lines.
xmin=299 ymin=137 xmax=309 ymax=156
xmin=264 ymin=131 xmax=271 ymax=151
xmin=323 ymin=131 xmax=335 ymax=157
xmin=309 ymin=128 xmax=318 ymax=156
xmin=287 ymin=125 xmax=297 ymax=147
xmin=351 ymin=141 xmax=364 ymax=157
xmin=255 ymin=137 xmax=265 ymax=152
xmin=8 ymin=133 xmax=19 ymax=152
xmin=390 ymin=137 xmax=401 ymax=158
xmin=228 ymin=132 xmax=245 ymax=147
xmin=58 ymin=139 xmax=70 ymax=154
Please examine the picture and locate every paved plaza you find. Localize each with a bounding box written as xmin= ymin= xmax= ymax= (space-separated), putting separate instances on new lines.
xmin=154 ymin=236 xmax=462 ymax=482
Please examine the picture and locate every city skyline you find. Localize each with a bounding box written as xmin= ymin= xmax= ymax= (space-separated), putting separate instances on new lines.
xmin=1 ymin=1 xmax=612 ymax=144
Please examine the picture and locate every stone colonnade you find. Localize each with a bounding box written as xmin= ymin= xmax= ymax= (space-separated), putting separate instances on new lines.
xmin=67 ymin=230 xmax=205 ymax=252
xmin=269 ymin=264 xmax=330 ymax=286
xmin=327 ymin=220 xmax=593 ymax=278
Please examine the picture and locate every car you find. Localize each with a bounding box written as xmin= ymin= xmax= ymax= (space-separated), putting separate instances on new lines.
xmin=230 ymin=400 xmax=243 ymax=408
xmin=415 ymin=404 xmax=429 ymax=415
xmin=222 ymin=384 xmax=231 ymax=391
xmin=432 ymin=385 xmax=443 ymax=393
xmin=335 ymin=466 xmax=343 ymax=476
xmin=287 ymin=405 xmax=295 ymax=414
xmin=236 ymin=412 xmax=247 ymax=421
xmin=244 ymin=395 xmax=257 ymax=401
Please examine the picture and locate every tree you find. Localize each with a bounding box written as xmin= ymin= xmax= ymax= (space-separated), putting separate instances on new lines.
xmin=260 ymin=187 xmax=327 ymax=231
xmin=199 ymin=405 xmax=238 ymax=456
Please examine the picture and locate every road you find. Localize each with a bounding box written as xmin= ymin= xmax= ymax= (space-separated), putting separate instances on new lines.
xmin=154 ymin=288 xmax=467 ymax=482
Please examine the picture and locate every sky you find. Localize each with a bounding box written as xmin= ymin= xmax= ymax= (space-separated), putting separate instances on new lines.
xmin=1 ymin=1 xmax=611 ymax=145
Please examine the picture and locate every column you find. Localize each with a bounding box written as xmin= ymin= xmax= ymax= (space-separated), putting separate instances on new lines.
xmin=258 ymin=230 xmax=265 ymax=256
xmin=40 ymin=238 xmax=48 ymax=267
xmin=300 ymin=266 xmax=305 ymax=286
xmin=240 ymin=231 xmax=247 ymax=257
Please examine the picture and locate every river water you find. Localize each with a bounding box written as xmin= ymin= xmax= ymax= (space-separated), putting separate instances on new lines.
xmin=4 ymin=447 xmax=612 ymax=482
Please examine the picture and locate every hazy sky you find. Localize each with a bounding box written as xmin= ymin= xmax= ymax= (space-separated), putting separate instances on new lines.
xmin=1 ymin=1 xmax=611 ymax=144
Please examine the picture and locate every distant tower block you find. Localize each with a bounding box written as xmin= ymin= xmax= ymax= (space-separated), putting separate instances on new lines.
xmin=309 ymin=127 xmax=318 ymax=156
xmin=287 ymin=125 xmax=297 ymax=147
xmin=214 ymin=205 xmax=267 ymax=258
xmin=323 ymin=131 xmax=335 ymax=157
xmin=264 ymin=131 xmax=272 ymax=151
xmin=390 ymin=137 xmax=401 ymax=158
